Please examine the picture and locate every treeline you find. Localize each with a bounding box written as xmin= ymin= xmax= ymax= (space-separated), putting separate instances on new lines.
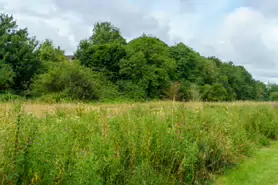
xmin=1 ymin=13 xmax=278 ymax=102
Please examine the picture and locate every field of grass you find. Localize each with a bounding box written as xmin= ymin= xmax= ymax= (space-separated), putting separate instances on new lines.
xmin=0 ymin=101 xmax=278 ymax=184
xmin=215 ymin=141 xmax=278 ymax=185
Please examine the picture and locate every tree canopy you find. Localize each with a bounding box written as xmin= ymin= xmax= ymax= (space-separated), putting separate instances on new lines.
xmin=0 ymin=13 xmax=41 ymax=92
xmin=89 ymin=22 xmax=126 ymax=45
xmin=1 ymin=13 xmax=277 ymax=102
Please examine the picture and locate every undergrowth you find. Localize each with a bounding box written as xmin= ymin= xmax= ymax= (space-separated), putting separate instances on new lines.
xmin=0 ymin=102 xmax=277 ymax=184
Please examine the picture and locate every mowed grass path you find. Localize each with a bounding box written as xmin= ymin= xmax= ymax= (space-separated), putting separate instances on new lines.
xmin=215 ymin=141 xmax=278 ymax=185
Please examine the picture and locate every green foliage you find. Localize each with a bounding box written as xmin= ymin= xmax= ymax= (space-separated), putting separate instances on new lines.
xmin=255 ymin=81 xmax=268 ymax=101
xmin=213 ymin=60 xmax=257 ymax=100
xmin=1 ymin=103 xmax=278 ymax=184
xmin=90 ymin=22 xmax=126 ymax=45
xmin=0 ymin=13 xmax=41 ymax=92
xmin=270 ymin=92 xmax=278 ymax=101
xmin=267 ymin=83 xmax=278 ymax=92
xmin=116 ymin=80 xmax=147 ymax=100
xmin=170 ymin=43 xmax=205 ymax=83
xmin=163 ymin=81 xmax=181 ymax=101
xmin=38 ymin=39 xmax=66 ymax=63
xmin=0 ymin=13 xmax=272 ymax=102
xmin=0 ymin=91 xmax=24 ymax=102
xmin=76 ymin=43 xmax=126 ymax=81
xmin=120 ymin=35 xmax=176 ymax=98
xmin=202 ymin=83 xmax=229 ymax=102
xmin=267 ymin=83 xmax=278 ymax=101
xmin=179 ymin=82 xmax=201 ymax=101
xmin=31 ymin=61 xmax=106 ymax=101
xmin=75 ymin=22 xmax=127 ymax=83
xmin=0 ymin=62 xmax=15 ymax=91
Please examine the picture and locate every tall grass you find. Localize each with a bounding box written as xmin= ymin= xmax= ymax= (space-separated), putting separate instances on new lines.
xmin=0 ymin=102 xmax=278 ymax=184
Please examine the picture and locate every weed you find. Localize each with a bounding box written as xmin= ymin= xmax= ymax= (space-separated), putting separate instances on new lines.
xmin=0 ymin=102 xmax=277 ymax=184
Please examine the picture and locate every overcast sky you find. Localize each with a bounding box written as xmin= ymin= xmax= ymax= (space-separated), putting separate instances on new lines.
xmin=1 ymin=0 xmax=278 ymax=83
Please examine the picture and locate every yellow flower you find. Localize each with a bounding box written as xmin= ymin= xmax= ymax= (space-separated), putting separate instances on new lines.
xmin=35 ymin=174 xmax=39 ymax=181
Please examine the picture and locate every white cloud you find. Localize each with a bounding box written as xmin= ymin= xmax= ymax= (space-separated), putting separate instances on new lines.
xmin=205 ymin=7 xmax=278 ymax=82
xmin=2 ymin=0 xmax=172 ymax=53
xmin=1 ymin=0 xmax=278 ymax=83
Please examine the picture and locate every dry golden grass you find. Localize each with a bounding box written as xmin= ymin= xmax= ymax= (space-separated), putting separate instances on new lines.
xmin=0 ymin=100 xmax=277 ymax=118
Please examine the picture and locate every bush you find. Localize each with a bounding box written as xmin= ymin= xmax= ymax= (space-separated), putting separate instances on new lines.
xmin=181 ymin=83 xmax=201 ymax=102
xmin=270 ymin=92 xmax=278 ymax=101
xmin=117 ymin=80 xmax=147 ymax=100
xmin=35 ymin=93 xmax=73 ymax=103
xmin=31 ymin=61 xmax=117 ymax=101
xmin=0 ymin=92 xmax=24 ymax=102
xmin=202 ymin=83 xmax=228 ymax=102
xmin=163 ymin=81 xmax=181 ymax=101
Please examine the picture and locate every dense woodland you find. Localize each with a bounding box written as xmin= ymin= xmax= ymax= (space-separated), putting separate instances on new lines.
xmin=1 ymin=13 xmax=278 ymax=102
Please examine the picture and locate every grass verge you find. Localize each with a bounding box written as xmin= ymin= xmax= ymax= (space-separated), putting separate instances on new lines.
xmin=215 ymin=141 xmax=278 ymax=185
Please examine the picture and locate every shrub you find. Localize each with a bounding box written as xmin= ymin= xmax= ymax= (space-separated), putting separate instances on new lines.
xmin=185 ymin=83 xmax=201 ymax=101
xmin=270 ymin=92 xmax=278 ymax=101
xmin=31 ymin=61 xmax=117 ymax=101
xmin=0 ymin=92 xmax=24 ymax=102
xmin=163 ymin=81 xmax=181 ymax=101
xmin=202 ymin=83 xmax=228 ymax=102
xmin=117 ymin=80 xmax=147 ymax=100
xmin=36 ymin=93 xmax=73 ymax=103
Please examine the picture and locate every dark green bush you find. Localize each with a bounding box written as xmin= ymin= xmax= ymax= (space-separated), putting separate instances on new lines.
xmin=0 ymin=92 xmax=24 ymax=102
xmin=117 ymin=80 xmax=147 ymax=100
xmin=270 ymin=92 xmax=278 ymax=101
xmin=31 ymin=61 xmax=118 ymax=101
xmin=202 ymin=83 xmax=229 ymax=102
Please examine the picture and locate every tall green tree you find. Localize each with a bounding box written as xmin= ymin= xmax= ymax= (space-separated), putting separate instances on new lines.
xmin=38 ymin=39 xmax=66 ymax=63
xmin=119 ymin=35 xmax=176 ymax=98
xmin=0 ymin=13 xmax=41 ymax=92
xmin=208 ymin=57 xmax=257 ymax=100
xmin=170 ymin=43 xmax=201 ymax=82
xmin=90 ymin=22 xmax=126 ymax=45
xmin=75 ymin=22 xmax=127 ymax=81
xmin=207 ymin=57 xmax=236 ymax=100
xmin=170 ymin=43 xmax=217 ymax=85
xmin=76 ymin=43 xmax=126 ymax=81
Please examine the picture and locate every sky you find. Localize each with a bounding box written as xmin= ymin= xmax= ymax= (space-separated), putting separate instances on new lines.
xmin=1 ymin=0 xmax=278 ymax=83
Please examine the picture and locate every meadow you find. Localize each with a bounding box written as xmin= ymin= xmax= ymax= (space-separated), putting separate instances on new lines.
xmin=0 ymin=101 xmax=278 ymax=184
